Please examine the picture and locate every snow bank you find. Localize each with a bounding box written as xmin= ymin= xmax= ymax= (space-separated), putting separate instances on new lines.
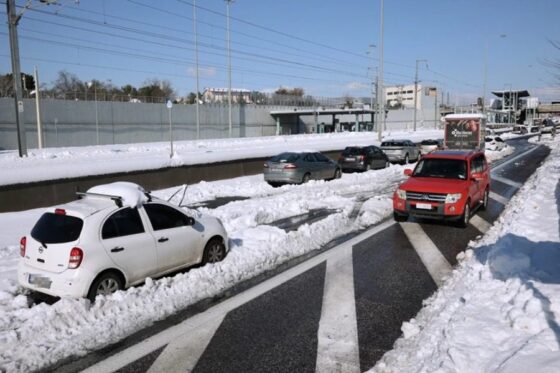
xmin=371 ymin=137 xmax=560 ymax=372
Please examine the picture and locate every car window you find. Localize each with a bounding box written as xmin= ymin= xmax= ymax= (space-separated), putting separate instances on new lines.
xmin=144 ymin=203 xmax=191 ymax=231
xmin=304 ymin=153 xmax=317 ymax=162
xmin=471 ymin=156 xmax=486 ymax=173
xmin=413 ymin=158 xmax=467 ymax=180
xmin=314 ymin=153 xmax=330 ymax=162
xmin=102 ymin=208 xmax=145 ymax=240
xmin=381 ymin=141 xmax=404 ymax=147
xmin=342 ymin=147 xmax=363 ymax=156
xmin=31 ymin=213 xmax=84 ymax=244
xmin=270 ymin=153 xmax=299 ymax=163
xmin=421 ymin=140 xmax=439 ymax=146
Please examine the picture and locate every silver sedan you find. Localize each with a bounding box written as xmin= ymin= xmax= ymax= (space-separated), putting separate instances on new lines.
xmin=263 ymin=151 xmax=341 ymax=186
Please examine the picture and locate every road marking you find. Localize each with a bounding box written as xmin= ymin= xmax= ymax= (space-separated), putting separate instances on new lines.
xmin=146 ymin=314 xmax=225 ymax=373
xmin=316 ymin=248 xmax=360 ymax=373
xmin=400 ymin=222 xmax=452 ymax=287
xmin=491 ymin=144 xmax=542 ymax=172
xmin=491 ymin=175 xmax=523 ymax=188
xmin=81 ymin=219 xmax=396 ymax=373
xmin=469 ymin=215 xmax=492 ymax=233
xmin=489 ymin=191 xmax=508 ymax=205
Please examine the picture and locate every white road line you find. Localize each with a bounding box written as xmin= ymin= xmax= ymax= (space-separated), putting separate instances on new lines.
xmin=469 ymin=215 xmax=492 ymax=233
xmin=491 ymin=144 xmax=542 ymax=172
xmin=492 ymin=175 xmax=523 ymax=188
xmin=400 ymin=222 xmax=452 ymax=287
xmin=146 ymin=314 xmax=225 ymax=373
xmin=316 ymin=248 xmax=360 ymax=373
xmin=489 ymin=191 xmax=508 ymax=205
xmin=82 ymin=219 xmax=396 ymax=373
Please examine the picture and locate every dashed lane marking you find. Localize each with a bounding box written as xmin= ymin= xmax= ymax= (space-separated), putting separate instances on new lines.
xmin=469 ymin=215 xmax=492 ymax=233
xmin=489 ymin=191 xmax=509 ymax=205
xmin=400 ymin=222 xmax=452 ymax=287
xmin=316 ymin=248 xmax=360 ymax=373
xmin=81 ymin=219 xmax=396 ymax=373
xmin=491 ymin=175 xmax=523 ymax=189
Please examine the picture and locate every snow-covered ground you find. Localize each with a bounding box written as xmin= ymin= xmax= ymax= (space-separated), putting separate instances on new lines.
xmin=0 ymin=130 xmax=441 ymax=186
xmin=372 ymin=135 xmax=560 ymax=372
xmin=0 ymin=132 xmax=519 ymax=372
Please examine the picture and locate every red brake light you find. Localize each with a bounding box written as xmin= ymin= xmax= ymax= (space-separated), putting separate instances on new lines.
xmin=55 ymin=208 xmax=66 ymax=215
xmin=69 ymin=247 xmax=83 ymax=269
xmin=20 ymin=236 xmax=26 ymax=257
xmin=358 ymin=155 xmax=365 ymax=161
xmin=284 ymin=163 xmax=297 ymax=169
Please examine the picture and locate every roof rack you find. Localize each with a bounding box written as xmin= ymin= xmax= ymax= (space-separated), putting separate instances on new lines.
xmin=76 ymin=191 xmax=123 ymax=207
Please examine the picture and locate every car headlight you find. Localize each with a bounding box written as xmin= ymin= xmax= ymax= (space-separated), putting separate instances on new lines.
xmin=396 ymin=189 xmax=407 ymax=200
xmin=445 ymin=193 xmax=462 ymax=203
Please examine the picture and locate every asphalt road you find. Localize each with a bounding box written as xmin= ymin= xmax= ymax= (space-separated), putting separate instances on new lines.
xmin=52 ymin=138 xmax=551 ymax=373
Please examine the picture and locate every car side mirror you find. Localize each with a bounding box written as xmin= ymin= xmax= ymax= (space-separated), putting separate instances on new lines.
xmin=404 ymin=169 xmax=413 ymax=176
xmin=471 ymin=172 xmax=483 ymax=180
xmin=186 ymin=217 xmax=195 ymax=226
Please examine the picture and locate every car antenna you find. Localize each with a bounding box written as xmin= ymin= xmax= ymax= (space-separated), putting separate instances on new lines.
xmin=179 ymin=184 xmax=188 ymax=207
xmin=166 ymin=185 xmax=184 ymax=203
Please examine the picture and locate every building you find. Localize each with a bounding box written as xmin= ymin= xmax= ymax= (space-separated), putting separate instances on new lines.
xmin=202 ymin=88 xmax=252 ymax=104
xmin=384 ymin=84 xmax=437 ymax=110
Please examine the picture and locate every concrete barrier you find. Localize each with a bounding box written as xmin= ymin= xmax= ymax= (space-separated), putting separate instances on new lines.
xmin=0 ymin=150 xmax=343 ymax=213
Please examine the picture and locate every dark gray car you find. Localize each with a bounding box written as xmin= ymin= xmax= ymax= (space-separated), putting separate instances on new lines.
xmin=263 ymin=151 xmax=341 ymax=186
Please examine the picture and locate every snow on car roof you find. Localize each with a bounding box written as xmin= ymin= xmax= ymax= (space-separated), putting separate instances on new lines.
xmin=87 ymin=182 xmax=149 ymax=208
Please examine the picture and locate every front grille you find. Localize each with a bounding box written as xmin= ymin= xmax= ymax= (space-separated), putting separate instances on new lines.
xmin=406 ymin=191 xmax=446 ymax=202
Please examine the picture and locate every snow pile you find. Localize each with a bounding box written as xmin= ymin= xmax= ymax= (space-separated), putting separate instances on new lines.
xmin=87 ymin=182 xmax=148 ymax=208
xmin=372 ymin=138 xmax=560 ymax=372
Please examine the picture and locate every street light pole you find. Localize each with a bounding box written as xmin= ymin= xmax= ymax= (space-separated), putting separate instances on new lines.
xmin=7 ymin=0 xmax=27 ymax=156
xmin=225 ymin=0 xmax=234 ymax=138
xmin=33 ymin=66 xmax=42 ymax=149
xmin=193 ymin=0 xmax=201 ymax=140
xmin=377 ymin=0 xmax=384 ymax=142
xmin=413 ymin=59 xmax=427 ymax=132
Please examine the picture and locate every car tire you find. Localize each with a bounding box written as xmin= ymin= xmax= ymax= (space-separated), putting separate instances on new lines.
xmin=385 ymin=160 xmax=390 ymax=168
xmin=203 ymin=237 xmax=227 ymax=264
xmin=301 ymin=173 xmax=311 ymax=184
xmin=481 ymin=188 xmax=489 ymax=211
xmin=459 ymin=201 xmax=471 ymax=228
xmin=393 ymin=211 xmax=408 ymax=222
xmin=334 ymin=169 xmax=342 ymax=179
xmin=404 ymin=154 xmax=409 ymax=164
xmin=365 ymin=163 xmax=371 ymax=171
xmin=87 ymin=271 xmax=123 ymax=302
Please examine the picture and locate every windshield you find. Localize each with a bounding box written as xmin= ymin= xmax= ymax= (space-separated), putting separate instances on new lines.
xmin=381 ymin=141 xmax=404 ymax=147
xmin=31 ymin=212 xmax=84 ymax=244
xmin=421 ymin=140 xmax=439 ymax=146
xmin=413 ymin=158 xmax=467 ymax=180
xmin=270 ymin=153 xmax=300 ymax=163
xmin=342 ymin=147 xmax=364 ymax=156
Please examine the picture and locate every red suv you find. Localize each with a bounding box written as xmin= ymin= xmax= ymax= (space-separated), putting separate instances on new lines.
xmin=393 ymin=150 xmax=490 ymax=227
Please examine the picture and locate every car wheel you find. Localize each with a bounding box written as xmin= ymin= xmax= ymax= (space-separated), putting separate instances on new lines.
xmin=87 ymin=272 xmax=123 ymax=302
xmin=459 ymin=201 xmax=470 ymax=228
xmin=393 ymin=211 xmax=407 ymax=222
xmin=301 ymin=173 xmax=311 ymax=184
xmin=334 ymin=168 xmax=342 ymax=179
xmin=385 ymin=160 xmax=390 ymax=168
xmin=203 ymin=237 xmax=226 ymax=264
xmin=481 ymin=188 xmax=489 ymax=210
xmin=404 ymin=154 xmax=409 ymax=164
xmin=365 ymin=163 xmax=371 ymax=171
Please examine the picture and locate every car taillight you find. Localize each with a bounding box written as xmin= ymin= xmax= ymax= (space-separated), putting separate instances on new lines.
xmin=358 ymin=155 xmax=365 ymax=161
xmin=20 ymin=236 xmax=26 ymax=257
xmin=55 ymin=208 xmax=66 ymax=215
xmin=284 ymin=163 xmax=297 ymax=169
xmin=68 ymin=247 xmax=83 ymax=269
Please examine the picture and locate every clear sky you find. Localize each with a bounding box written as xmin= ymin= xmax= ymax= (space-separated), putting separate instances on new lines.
xmin=1 ymin=0 xmax=559 ymax=103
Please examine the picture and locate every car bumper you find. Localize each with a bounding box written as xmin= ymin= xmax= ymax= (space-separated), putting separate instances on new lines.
xmin=393 ymin=198 xmax=465 ymax=220
xmin=18 ymin=261 xmax=93 ymax=298
xmin=386 ymin=154 xmax=405 ymax=161
xmin=339 ymin=161 xmax=367 ymax=171
xmin=263 ymin=169 xmax=304 ymax=183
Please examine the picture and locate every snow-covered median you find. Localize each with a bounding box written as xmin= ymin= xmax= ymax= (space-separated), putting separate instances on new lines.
xmin=372 ymin=137 xmax=560 ymax=372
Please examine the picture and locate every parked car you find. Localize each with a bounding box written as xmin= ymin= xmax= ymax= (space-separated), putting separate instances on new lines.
xmin=419 ymin=139 xmax=443 ymax=155
xmin=263 ymin=151 xmax=341 ymax=186
xmin=380 ymin=139 xmax=421 ymax=164
xmin=485 ymin=136 xmax=506 ymax=151
xmin=541 ymin=118 xmax=557 ymax=135
xmin=512 ymin=124 xmax=540 ymax=134
xmin=338 ymin=146 xmax=390 ymax=172
xmin=393 ymin=150 xmax=490 ymax=227
xmin=18 ymin=182 xmax=229 ymax=302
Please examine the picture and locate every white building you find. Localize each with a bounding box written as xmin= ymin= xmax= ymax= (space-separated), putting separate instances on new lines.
xmin=202 ymin=88 xmax=252 ymax=104
xmin=384 ymin=84 xmax=436 ymax=110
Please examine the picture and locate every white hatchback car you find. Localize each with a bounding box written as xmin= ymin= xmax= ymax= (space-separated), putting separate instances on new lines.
xmin=485 ymin=136 xmax=506 ymax=151
xmin=18 ymin=182 xmax=229 ymax=301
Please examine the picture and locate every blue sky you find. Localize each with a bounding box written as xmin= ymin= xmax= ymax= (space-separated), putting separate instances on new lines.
xmin=1 ymin=0 xmax=559 ymax=103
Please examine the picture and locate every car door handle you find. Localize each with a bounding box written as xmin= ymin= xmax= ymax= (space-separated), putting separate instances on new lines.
xmin=158 ymin=237 xmax=169 ymax=243
xmin=111 ymin=247 xmax=124 ymax=253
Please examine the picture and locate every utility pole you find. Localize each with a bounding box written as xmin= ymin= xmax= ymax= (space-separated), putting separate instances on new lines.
xmin=377 ymin=0 xmax=384 ymax=142
xmin=33 ymin=66 xmax=42 ymax=149
xmin=225 ymin=0 xmax=234 ymax=138
xmin=434 ymin=87 xmax=438 ymax=129
xmin=193 ymin=0 xmax=201 ymax=139
xmin=413 ymin=59 xmax=427 ymax=132
xmin=7 ymin=0 xmax=27 ymax=156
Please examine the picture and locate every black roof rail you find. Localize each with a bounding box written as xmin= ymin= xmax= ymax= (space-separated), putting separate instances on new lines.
xmin=76 ymin=191 xmax=123 ymax=208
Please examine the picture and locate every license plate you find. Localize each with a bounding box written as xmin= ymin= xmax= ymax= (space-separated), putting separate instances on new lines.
xmin=28 ymin=274 xmax=52 ymax=289
xmin=416 ymin=203 xmax=432 ymax=210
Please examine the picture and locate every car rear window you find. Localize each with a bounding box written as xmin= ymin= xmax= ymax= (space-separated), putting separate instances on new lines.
xmin=342 ymin=147 xmax=365 ymax=156
xmin=413 ymin=158 xmax=467 ymax=180
xmin=31 ymin=212 xmax=84 ymax=244
xmin=270 ymin=153 xmax=299 ymax=163
xmin=381 ymin=141 xmax=404 ymax=147
xmin=421 ymin=140 xmax=439 ymax=146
